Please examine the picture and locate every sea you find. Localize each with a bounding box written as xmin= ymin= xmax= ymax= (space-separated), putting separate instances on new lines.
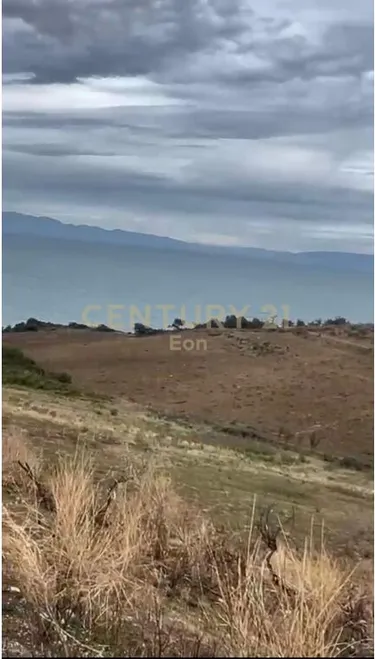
xmin=3 ymin=234 xmax=374 ymax=330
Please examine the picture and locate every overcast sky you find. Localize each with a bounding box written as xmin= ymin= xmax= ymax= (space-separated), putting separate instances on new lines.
xmin=3 ymin=0 xmax=374 ymax=253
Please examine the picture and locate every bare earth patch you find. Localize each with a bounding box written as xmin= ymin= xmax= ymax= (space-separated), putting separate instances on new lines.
xmin=3 ymin=327 xmax=373 ymax=461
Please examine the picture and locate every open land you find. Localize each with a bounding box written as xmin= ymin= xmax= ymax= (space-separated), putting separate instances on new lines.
xmin=2 ymin=323 xmax=374 ymax=656
xmin=3 ymin=324 xmax=374 ymax=462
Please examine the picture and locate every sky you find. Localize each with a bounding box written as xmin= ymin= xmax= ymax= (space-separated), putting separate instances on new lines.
xmin=2 ymin=0 xmax=374 ymax=253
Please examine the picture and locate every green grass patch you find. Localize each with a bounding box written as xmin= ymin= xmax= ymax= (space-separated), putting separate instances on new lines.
xmin=2 ymin=345 xmax=77 ymax=395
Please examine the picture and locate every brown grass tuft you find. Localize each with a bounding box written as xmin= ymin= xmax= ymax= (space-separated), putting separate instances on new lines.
xmin=3 ymin=445 xmax=373 ymax=657
xmin=2 ymin=427 xmax=40 ymax=492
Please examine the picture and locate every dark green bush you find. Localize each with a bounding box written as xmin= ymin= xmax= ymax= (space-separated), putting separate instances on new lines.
xmin=2 ymin=345 xmax=75 ymax=394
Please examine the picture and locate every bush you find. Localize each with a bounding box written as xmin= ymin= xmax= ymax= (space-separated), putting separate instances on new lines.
xmin=134 ymin=322 xmax=159 ymax=336
xmin=172 ymin=318 xmax=185 ymax=328
xmin=55 ymin=372 xmax=72 ymax=384
xmin=223 ymin=314 xmax=238 ymax=329
xmin=3 ymin=346 xmax=44 ymax=375
xmin=247 ymin=317 xmax=264 ymax=329
xmin=95 ymin=324 xmax=116 ymax=333
xmin=323 ymin=453 xmax=373 ymax=472
xmin=194 ymin=316 xmax=265 ymax=331
xmin=68 ymin=322 xmax=90 ymax=330
xmin=324 ymin=316 xmax=347 ymax=326
xmin=3 ymin=446 xmax=372 ymax=657
xmin=3 ymin=317 xmax=57 ymax=333
xmin=2 ymin=345 xmax=75 ymax=393
xmin=338 ymin=456 xmax=368 ymax=472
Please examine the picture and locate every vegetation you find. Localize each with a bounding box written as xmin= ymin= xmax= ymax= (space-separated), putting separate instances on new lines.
xmin=2 ymin=318 xmax=116 ymax=334
xmin=324 ymin=316 xmax=348 ymax=326
xmin=2 ymin=345 xmax=75 ymax=394
xmin=134 ymin=322 xmax=162 ymax=336
xmin=3 ymin=315 xmax=374 ymax=337
xmin=2 ymin=318 xmax=373 ymax=655
xmin=194 ymin=315 xmax=265 ymax=330
xmin=3 ymin=434 xmax=373 ymax=658
xmin=171 ymin=317 xmax=185 ymax=328
xmin=323 ymin=453 xmax=373 ymax=472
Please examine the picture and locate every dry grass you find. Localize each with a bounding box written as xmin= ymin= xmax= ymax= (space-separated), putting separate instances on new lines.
xmin=3 ymin=427 xmax=37 ymax=472
xmin=3 ymin=436 xmax=373 ymax=657
xmin=4 ymin=327 xmax=373 ymax=462
xmin=2 ymin=427 xmax=41 ymax=494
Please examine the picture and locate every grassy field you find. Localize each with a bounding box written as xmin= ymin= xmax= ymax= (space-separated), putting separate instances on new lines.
xmin=2 ymin=338 xmax=374 ymax=656
xmin=3 ymin=325 xmax=373 ymax=465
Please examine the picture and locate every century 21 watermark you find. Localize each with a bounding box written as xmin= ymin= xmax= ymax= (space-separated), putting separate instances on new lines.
xmin=81 ymin=303 xmax=291 ymax=329
xmin=81 ymin=303 xmax=291 ymax=351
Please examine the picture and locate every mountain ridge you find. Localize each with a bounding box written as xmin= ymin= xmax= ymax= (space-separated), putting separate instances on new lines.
xmin=3 ymin=211 xmax=373 ymax=273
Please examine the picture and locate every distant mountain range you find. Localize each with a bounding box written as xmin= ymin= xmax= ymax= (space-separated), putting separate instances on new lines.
xmin=3 ymin=211 xmax=373 ymax=274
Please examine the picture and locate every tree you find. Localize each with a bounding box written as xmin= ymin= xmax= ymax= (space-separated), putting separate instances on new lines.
xmin=172 ymin=318 xmax=185 ymax=328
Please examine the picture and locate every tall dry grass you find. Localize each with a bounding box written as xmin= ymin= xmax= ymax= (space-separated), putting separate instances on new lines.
xmin=2 ymin=437 xmax=373 ymax=657
xmin=3 ymin=427 xmax=39 ymax=483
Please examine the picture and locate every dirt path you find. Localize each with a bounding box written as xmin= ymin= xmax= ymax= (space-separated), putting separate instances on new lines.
xmin=317 ymin=333 xmax=373 ymax=351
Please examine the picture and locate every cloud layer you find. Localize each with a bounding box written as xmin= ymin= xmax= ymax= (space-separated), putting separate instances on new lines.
xmin=3 ymin=0 xmax=374 ymax=252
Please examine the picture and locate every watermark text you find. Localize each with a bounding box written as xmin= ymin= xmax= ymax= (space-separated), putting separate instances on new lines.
xmin=81 ymin=303 xmax=291 ymax=331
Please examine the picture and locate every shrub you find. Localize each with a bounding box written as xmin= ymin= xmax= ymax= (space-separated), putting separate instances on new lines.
xmin=338 ymin=456 xmax=367 ymax=472
xmin=55 ymin=372 xmax=72 ymax=384
xmin=172 ymin=318 xmax=185 ymax=328
xmin=3 ymin=446 xmax=373 ymax=657
xmin=134 ymin=322 xmax=159 ymax=336
xmin=247 ymin=317 xmax=264 ymax=329
xmin=68 ymin=322 xmax=90 ymax=330
xmin=223 ymin=314 xmax=237 ymax=329
xmin=2 ymin=345 xmax=75 ymax=393
xmin=324 ymin=316 xmax=347 ymax=326
xmin=95 ymin=324 xmax=116 ymax=332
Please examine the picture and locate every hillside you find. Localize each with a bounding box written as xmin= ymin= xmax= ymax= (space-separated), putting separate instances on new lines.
xmin=3 ymin=211 xmax=374 ymax=273
xmin=2 ymin=325 xmax=373 ymax=656
xmin=4 ymin=323 xmax=373 ymax=465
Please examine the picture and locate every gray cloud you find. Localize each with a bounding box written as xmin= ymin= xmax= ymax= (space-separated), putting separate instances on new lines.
xmin=3 ymin=146 xmax=371 ymax=226
xmin=3 ymin=0 xmax=373 ymax=85
xmin=2 ymin=0 xmax=374 ymax=252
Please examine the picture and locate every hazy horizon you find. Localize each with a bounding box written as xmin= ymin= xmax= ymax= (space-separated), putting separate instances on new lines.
xmin=3 ymin=211 xmax=374 ymax=257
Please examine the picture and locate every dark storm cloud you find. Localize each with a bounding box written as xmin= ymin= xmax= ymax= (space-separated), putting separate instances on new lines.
xmin=3 ymin=0 xmax=373 ymax=85
xmin=3 ymin=0 xmax=226 ymax=83
xmin=2 ymin=0 xmax=373 ymax=252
